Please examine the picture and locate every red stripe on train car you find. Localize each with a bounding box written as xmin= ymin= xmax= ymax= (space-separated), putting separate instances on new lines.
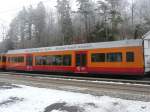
xmin=32 ymin=66 xmax=75 ymax=73
xmin=6 ymin=65 xmax=144 ymax=76
xmin=6 ymin=66 xmax=27 ymax=71
xmin=87 ymin=67 xmax=144 ymax=76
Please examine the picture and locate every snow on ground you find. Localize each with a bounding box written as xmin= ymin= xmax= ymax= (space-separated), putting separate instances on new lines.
xmin=0 ymin=83 xmax=149 ymax=112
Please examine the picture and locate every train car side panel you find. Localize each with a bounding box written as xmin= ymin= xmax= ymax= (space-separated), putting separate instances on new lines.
xmin=31 ymin=50 xmax=75 ymax=73
xmin=6 ymin=54 xmax=26 ymax=71
xmin=87 ymin=46 xmax=144 ymax=75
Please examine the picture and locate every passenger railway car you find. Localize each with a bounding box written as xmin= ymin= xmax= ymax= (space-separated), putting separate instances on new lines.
xmin=0 ymin=54 xmax=6 ymax=70
xmin=4 ymin=38 xmax=150 ymax=76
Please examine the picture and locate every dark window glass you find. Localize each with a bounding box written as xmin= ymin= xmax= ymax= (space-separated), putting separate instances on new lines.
xmin=126 ymin=52 xmax=134 ymax=62
xmin=51 ymin=56 xmax=56 ymax=65
xmin=14 ymin=57 xmax=16 ymax=63
xmin=18 ymin=56 xmax=24 ymax=63
xmin=55 ymin=55 xmax=63 ymax=65
xmin=76 ymin=54 xmax=81 ymax=66
xmin=0 ymin=56 xmax=1 ymax=62
xmin=10 ymin=57 xmax=12 ymax=63
xmin=10 ymin=57 xmax=13 ymax=63
xmin=42 ymin=56 xmax=46 ymax=65
xmin=18 ymin=57 xmax=20 ymax=62
xmin=35 ymin=56 xmax=46 ymax=65
xmin=36 ymin=55 xmax=71 ymax=66
xmin=81 ymin=54 xmax=87 ymax=66
xmin=9 ymin=57 xmax=11 ymax=62
xmin=2 ymin=56 xmax=6 ymax=62
xmin=75 ymin=54 xmax=87 ymax=66
xmin=21 ymin=57 xmax=24 ymax=62
xmin=15 ymin=57 xmax=17 ymax=62
xmin=35 ymin=56 xmax=40 ymax=65
xmin=7 ymin=57 xmax=10 ymax=62
xmin=12 ymin=57 xmax=15 ymax=63
xmin=107 ymin=53 xmax=122 ymax=62
xmin=26 ymin=56 xmax=33 ymax=66
xmin=46 ymin=56 xmax=53 ymax=65
xmin=91 ymin=53 xmax=105 ymax=62
xmin=63 ymin=55 xmax=71 ymax=66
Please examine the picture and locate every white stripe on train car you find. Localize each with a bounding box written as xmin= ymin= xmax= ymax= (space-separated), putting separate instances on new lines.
xmin=6 ymin=39 xmax=143 ymax=54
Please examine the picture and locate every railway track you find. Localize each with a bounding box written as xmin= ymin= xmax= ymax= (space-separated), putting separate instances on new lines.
xmin=0 ymin=72 xmax=150 ymax=101
xmin=0 ymin=71 xmax=150 ymax=85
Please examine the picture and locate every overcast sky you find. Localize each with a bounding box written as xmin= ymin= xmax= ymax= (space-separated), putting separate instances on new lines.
xmin=0 ymin=0 xmax=79 ymax=40
xmin=0 ymin=0 xmax=58 ymax=26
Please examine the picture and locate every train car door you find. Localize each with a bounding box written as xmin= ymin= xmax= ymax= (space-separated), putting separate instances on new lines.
xmin=75 ymin=51 xmax=87 ymax=73
xmin=26 ymin=54 xmax=33 ymax=71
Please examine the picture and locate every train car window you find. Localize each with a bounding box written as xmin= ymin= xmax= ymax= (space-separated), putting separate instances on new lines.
xmin=18 ymin=56 xmax=24 ymax=63
xmin=18 ymin=57 xmax=21 ymax=62
xmin=55 ymin=55 xmax=63 ymax=66
xmin=35 ymin=56 xmax=41 ymax=65
xmin=43 ymin=56 xmax=47 ymax=65
xmin=76 ymin=54 xmax=81 ymax=66
xmin=10 ymin=57 xmax=12 ymax=63
xmin=91 ymin=53 xmax=105 ymax=62
xmin=21 ymin=57 xmax=24 ymax=62
xmin=11 ymin=57 xmax=14 ymax=63
xmin=35 ymin=56 xmax=46 ymax=65
xmin=2 ymin=56 xmax=6 ymax=62
xmin=13 ymin=57 xmax=16 ymax=63
xmin=7 ymin=57 xmax=9 ymax=62
xmin=12 ymin=57 xmax=15 ymax=63
xmin=46 ymin=56 xmax=52 ymax=65
xmin=15 ymin=57 xmax=17 ymax=62
xmin=26 ymin=55 xmax=33 ymax=66
xmin=0 ymin=56 xmax=1 ymax=62
xmin=51 ymin=56 xmax=56 ymax=65
xmin=107 ymin=53 xmax=122 ymax=62
xmin=8 ymin=57 xmax=11 ymax=63
xmin=126 ymin=52 xmax=134 ymax=62
xmin=63 ymin=55 xmax=71 ymax=66
xmin=36 ymin=55 xmax=71 ymax=66
xmin=81 ymin=54 xmax=87 ymax=66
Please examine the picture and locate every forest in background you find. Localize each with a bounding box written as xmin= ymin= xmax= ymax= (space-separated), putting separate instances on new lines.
xmin=1 ymin=0 xmax=150 ymax=51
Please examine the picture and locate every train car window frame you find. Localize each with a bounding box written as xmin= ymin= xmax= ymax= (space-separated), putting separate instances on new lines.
xmin=107 ymin=52 xmax=122 ymax=62
xmin=91 ymin=53 xmax=106 ymax=62
xmin=126 ymin=52 xmax=134 ymax=62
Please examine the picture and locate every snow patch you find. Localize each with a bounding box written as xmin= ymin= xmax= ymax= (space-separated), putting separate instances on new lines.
xmin=0 ymin=84 xmax=149 ymax=112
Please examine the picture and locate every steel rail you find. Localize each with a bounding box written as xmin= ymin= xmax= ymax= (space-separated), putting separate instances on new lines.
xmin=0 ymin=72 xmax=150 ymax=102
xmin=0 ymin=71 xmax=150 ymax=85
xmin=0 ymin=73 xmax=149 ymax=95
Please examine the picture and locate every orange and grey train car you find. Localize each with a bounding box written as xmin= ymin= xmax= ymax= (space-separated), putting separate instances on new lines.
xmin=0 ymin=54 xmax=6 ymax=70
xmin=5 ymin=39 xmax=150 ymax=76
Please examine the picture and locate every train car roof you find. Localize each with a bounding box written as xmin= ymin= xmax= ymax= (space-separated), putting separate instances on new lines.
xmin=0 ymin=51 xmax=7 ymax=55
xmin=7 ymin=39 xmax=143 ymax=54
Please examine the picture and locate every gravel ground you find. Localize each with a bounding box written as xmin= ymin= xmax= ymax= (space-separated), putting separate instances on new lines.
xmin=0 ymin=73 xmax=149 ymax=102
